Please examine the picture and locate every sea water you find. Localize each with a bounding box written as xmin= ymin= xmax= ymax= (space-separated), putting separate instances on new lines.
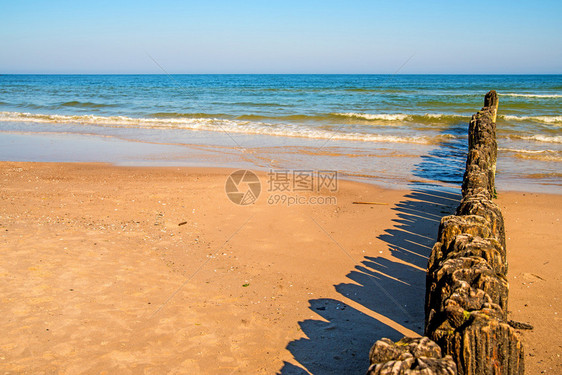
xmin=0 ymin=74 xmax=560 ymax=192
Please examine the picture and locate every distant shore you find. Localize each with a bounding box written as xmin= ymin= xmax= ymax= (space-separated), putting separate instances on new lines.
xmin=0 ymin=161 xmax=559 ymax=374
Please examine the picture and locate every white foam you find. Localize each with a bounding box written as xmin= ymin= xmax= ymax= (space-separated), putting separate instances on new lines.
xmin=499 ymin=147 xmax=562 ymax=161
xmin=0 ymin=111 xmax=434 ymax=144
xmin=501 ymin=115 xmax=562 ymax=124
xmin=335 ymin=112 xmax=411 ymax=121
xmin=500 ymin=93 xmax=562 ymax=99
xmin=498 ymin=147 xmax=559 ymax=154
xmin=517 ymin=135 xmax=562 ymax=144
xmin=422 ymin=113 xmax=467 ymax=120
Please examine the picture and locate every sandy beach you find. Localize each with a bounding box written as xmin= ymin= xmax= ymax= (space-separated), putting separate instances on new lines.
xmin=0 ymin=161 xmax=559 ymax=374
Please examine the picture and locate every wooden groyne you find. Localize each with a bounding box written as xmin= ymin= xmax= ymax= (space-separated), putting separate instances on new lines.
xmin=366 ymin=91 xmax=525 ymax=375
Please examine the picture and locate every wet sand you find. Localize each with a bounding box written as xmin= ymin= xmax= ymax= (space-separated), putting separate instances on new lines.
xmin=0 ymin=162 xmax=559 ymax=374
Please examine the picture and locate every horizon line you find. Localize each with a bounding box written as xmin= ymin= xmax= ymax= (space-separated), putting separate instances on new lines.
xmin=2 ymin=72 xmax=562 ymax=76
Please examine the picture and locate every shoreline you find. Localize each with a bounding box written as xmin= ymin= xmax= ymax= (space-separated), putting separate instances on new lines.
xmin=0 ymin=161 xmax=559 ymax=374
xmin=1 ymin=130 xmax=560 ymax=194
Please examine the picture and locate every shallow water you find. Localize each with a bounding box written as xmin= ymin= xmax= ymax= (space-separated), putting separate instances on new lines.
xmin=0 ymin=74 xmax=560 ymax=192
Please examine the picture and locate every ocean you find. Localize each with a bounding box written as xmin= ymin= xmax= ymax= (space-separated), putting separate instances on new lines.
xmin=0 ymin=74 xmax=560 ymax=192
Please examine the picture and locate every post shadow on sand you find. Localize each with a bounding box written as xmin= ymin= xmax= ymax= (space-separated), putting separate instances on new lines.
xmin=279 ymin=123 xmax=467 ymax=374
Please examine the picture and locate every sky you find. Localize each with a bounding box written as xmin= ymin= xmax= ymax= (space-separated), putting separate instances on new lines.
xmin=1 ymin=0 xmax=561 ymax=74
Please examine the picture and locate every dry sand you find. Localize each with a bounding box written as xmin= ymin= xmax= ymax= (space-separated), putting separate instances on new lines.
xmin=497 ymin=191 xmax=561 ymax=374
xmin=0 ymin=162 xmax=559 ymax=374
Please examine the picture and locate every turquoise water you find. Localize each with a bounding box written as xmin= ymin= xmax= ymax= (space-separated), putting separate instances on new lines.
xmin=0 ymin=74 xmax=560 ymax=192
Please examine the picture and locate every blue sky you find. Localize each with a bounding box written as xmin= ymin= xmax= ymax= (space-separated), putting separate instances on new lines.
xmin=1 ymin=0 xmax=561 ymax=74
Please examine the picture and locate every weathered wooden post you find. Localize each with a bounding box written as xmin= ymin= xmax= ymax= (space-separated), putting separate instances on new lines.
xmin=366 ymin=91 xmax=525 ymax=375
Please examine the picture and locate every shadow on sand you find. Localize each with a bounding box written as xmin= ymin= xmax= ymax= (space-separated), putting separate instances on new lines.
xmin=279 ymin=124 xmax=466 ymax=374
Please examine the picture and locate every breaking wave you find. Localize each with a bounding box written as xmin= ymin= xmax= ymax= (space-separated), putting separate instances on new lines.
xmin=499 ymin=147 xmax=562 ymax=161
xmin=333 ymin=112 xmax=467 ymax=123
xmin=504 ymin=134 xmax=562 ymax=144
xmin=500 ymin=93 xmax=562 ymax=99
xmin=501 ymin=115 xmax=562 ymax=124
xmin=0 ymin=111 xmax=439 ymax=144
